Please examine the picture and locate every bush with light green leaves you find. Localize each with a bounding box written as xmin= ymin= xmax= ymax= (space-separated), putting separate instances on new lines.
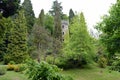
xmin=26 ymin=60 xmax=73 ymax=80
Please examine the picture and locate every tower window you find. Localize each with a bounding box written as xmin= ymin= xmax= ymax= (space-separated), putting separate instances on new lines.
xmin=62 ymin=25 xmax=64 ymax=28
xmin=62 ymin=32 xmax=64 ymax=35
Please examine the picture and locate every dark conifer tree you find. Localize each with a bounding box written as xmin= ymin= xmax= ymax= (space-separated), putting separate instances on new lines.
xmin=22 ymin=0 xmax=35 ymax=33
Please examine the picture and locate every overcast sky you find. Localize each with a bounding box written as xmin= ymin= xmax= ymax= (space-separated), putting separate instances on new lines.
xmin=21 ymin=0 xmax=116 ymax=29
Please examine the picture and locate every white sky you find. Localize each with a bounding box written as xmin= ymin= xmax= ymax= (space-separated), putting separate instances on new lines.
xmin=21 ymin=0 xmax=116 ymax=30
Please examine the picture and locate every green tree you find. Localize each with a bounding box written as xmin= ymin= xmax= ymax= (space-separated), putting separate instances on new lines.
xmin=0 ymin=17 xmax=13 ymax=61
xmin=69 ymin=9 xmax=75 ymax=36
xmin=44 ymin=13 xmax=54 ymax=35
xmin=32 ymin=23 xmax=52 ymax=62
xmin=69 ymin=9 xmax=75 ymax=23
xmin=0 ymin=0 xmax=20 ymax=17
xmin=96 ymin=0 xmax=120 ymax=58
xmin=0 ymin=0 xmax=20 ymax=44
xmin=49 ymin=0 xmax=63 ymax=63
xmin=62 ymin=13 xmax=95 ymax=68
xmin=0 ymin=15 xmax=7 ymax=43
xmin=4 ymin=10 xmax=28 ymax=64
xmin=38 ymin=9 xmax=45 ymax=27
xmin=50 ymin=0 xmax=62 ymax=42
xmin=22 ymin=0 xmax=35 ymax=33
xmin=61 ymin=14 xmax=68 ymax=20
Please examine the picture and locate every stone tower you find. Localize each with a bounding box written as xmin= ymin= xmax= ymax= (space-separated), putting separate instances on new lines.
xmin=61 ymin=20 xmax=69 ymax=41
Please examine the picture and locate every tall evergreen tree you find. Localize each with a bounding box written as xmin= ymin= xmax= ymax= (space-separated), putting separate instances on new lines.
xmin=0 ymin=15 xmax=7 ymax=43
xmin=38 ymin=9 xmax=45 ymax=27
xmin=4 ymin=10 xmax=28 ymax=64
xmin=22 ymin=0 xmax=35 ymax=33
xmin=69 ymin=9 xmax=75 ymax=23
xmin=0 ymin=17 xmax=13 ymax=61
xmin=50 ymin=0 xmax=62 ymax=42
xmin=0 ymin=0 xmax=20 ymax=17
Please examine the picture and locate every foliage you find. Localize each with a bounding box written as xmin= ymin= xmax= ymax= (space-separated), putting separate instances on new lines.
xmin=38 ymin=9 xmax=45 ymax=27
xmin=0 ymin=0 xmax=20 ymax=17
xmin=9 ymin=61 xmax=15 ymax=65
xmin=14 ymin=64 xmax=26 ymax=72
xmin=69 ymin=9 xmax=75 ymax=24
xmin=22 ymin=0 xmax=35 ymax=33
xmin=0 ymin=66 xmax=7 ymax=75
xmin=61 ymin=14 xmax=68 ymax=20
xmin=26 ymin=60 xmax=66 ymax=80
xmin=0 ymin=16 xmax=6 ymax=43
xmin=4 ymin=10 xmax=29 ymax=64
xmin=50 ymin=0 xmax=62 ymax=42
xmin=0 ymin=17 xmax=13 ymax=61
xmin=7 ymin=63 xmax=26 ymax=72
xmin=98 ymin=56 xmax=107 ymax=68
xmin=44 ymin=13 xmax=54 ymax=35
xmin=31 ymin=23 xmax=52 ymax=62
xmin=110 ymin=54 xmax=120 ymax=72
xmin=7 ymin=64 xmax=15 ymax=71
xmin=61 ymin=13 xmax=95 ymax=69
xmin=14 ymin=65 xmax=19 ymax=72
xmin=96 ymin=0 xmax=120 ymax=58
xmin=18 ymin=64 xmax=27 ymax=72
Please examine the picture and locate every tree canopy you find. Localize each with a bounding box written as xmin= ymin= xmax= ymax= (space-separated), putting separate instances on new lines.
xmin=96 ymin=0 xmax=120 ymax=57
xmin=0 ymin=0 xmax=20 ymax=17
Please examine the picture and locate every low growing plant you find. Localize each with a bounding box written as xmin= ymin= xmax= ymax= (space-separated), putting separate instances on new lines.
xmin=26 ymin=60 xmax=73 ymax=80
xmin=7 ymin=64 xmax=15 ymax=71
xmin=98 ymin=56 xmax=107 ymax=68
xmin=0 ymin=66 xmax=7 ymax=75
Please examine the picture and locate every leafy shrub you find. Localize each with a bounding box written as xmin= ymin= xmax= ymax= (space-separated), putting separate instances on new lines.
xmin=9 ymin=61 xmax=15 ymax=65
xmin=3 ymin=54 xmax=11 ymax=64
xmin=14 ymin=65 xmax=19 ymax=72
xmin=26 ymin=60 xmax=72 ymax=80
xmin=98 ymin=56 xmax=107 ymax=68
xmin=0 ymin=66 xmax=7 ymax=75
xmin=57 ymin=53 xmax=90 ymax=69
xmin=7 ymin=64 xmax=15 ymax=71
xmin=110 ymin=56 xmax=120 ymax=72
xmin=18 ymin=64 xmax=27 ymax=72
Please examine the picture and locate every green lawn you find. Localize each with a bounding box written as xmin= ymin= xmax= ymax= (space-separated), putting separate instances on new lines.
xmin=0 ymin=65 xmax=120 ymax=80
xmin=62 ymin=67 xmax=120 ymax=80
xmin=0 ymin=71 xmax=30 ymax=80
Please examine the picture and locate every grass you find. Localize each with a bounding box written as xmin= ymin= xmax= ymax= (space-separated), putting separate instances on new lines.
xmin=0 ymin=65 xmax=120 ymax=80
xmin=0 ymin=71 xmax=30 ymax=80
xmin=62 ymin=66 xmax=120 ymax=80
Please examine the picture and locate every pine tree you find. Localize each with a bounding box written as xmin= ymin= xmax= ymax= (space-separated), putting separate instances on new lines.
xmin=69 ymin=9 xmax=75 ymax=36
xmin=69 ymin=9 xmax=75 ymax=23
xmin=50 ymin=0 xmax=62 ymax=42
xmin=38 ymin=9 xmax=45 ymax=27
xmin=22 ymin=0 xmax=35 ymax=33
xmin=0 ymin=0 xmax=20 ymax=17
xmin=4 ymin=10 xmax=28 ymax=64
